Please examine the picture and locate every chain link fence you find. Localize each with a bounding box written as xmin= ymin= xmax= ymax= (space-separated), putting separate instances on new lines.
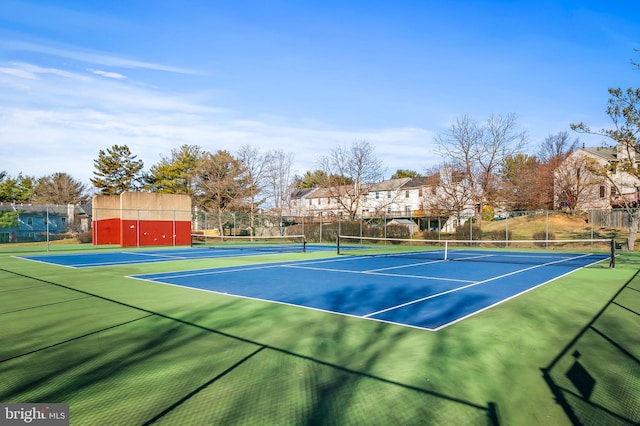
xmin=0 ymin=203 xmax=636 ymax=252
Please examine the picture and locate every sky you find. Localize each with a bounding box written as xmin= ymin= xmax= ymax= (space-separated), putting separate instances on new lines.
xmin=1 ymin=1 xmax=639 ymax=188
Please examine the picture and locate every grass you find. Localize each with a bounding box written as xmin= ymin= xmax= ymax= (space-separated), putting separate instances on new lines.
xmin=1 ymin=244 xmax=638 ymax=425
xmin=481 ymin=212 xmax=625 ymax=241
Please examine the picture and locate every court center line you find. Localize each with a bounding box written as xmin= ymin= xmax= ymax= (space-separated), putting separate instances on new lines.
xmin=136 ymin=255 xmax=400 ymax=281
xmin=363 ymin=258 xmax=447 ymax=272
xmin=135 ymin=263 xmax=284 ymax=281
xmin=282 ymin=264 xmax=476 ymax=283
xmin=121 ymin=251 xmax=198 ymax=260
xmin=362 ymin=253 xmax=595 ymax=318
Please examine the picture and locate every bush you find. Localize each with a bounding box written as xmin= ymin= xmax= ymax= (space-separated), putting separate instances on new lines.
xmin=487 ymin=229 xmax=512 ymax=241
xmin=75 ymin=230 xmax=92 ymax=244
xmin=385 ymin=223 xmax=411 ymax=240
xmin=287 ymin=222 xmax=341 ymax=243
xmin=532 ymin=230 xmax=555 ymax=247
xmin=532 ymin=230 xmax=555 ymax=240
xmin=455 ymin=224 xmax=482 ymax=240
xmin=422 ymin=230 xmax=440 ymax=240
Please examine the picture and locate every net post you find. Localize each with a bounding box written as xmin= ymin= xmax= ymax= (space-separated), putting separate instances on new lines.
xmin=444 ymin=240 xmax=448 ymax=261
xmin=302 ymin=236 xmax=307 ymax=253
xmin=610 ymin=238 xmax=615 ymax=269
xmin=336 ymin=235 xmax=341 ymax=255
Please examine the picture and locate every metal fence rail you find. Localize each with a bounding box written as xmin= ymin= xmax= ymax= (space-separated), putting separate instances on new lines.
xmin=0 ymin=204 xmax=636 ymax=252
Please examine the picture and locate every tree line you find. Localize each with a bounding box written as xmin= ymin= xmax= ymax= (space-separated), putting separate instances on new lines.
xmin=1 ymin=80 xmax=637 ymax=232
xmin=0 ymin=124 xmax=579 ymax=215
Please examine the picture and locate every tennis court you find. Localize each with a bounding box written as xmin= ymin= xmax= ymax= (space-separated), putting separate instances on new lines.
xmin=3 ymin=234 xmax=636 ymax=425
xmin=17 ymin=236 xmax=330 ymax=268
xmin=131 ymin=247 xmax=610 ymax=330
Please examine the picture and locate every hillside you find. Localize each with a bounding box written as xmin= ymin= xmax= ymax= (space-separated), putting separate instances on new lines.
xmin=480 ymin=212 xmax=630 ymax=245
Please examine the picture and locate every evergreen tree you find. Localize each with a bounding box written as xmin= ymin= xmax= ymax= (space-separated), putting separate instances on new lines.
xmin=391 ymin=169 xmax=421 ymax=179
xmin=0 ymin=171 xmax=36 ymax=203
xmin=91 ymin=145 xmax=144 ymax=195
xmin=144 ymin=144 xmax=203 ymax=196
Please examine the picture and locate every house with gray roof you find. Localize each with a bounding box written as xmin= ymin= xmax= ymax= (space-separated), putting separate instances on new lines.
xmin=0 ymin=203 xmax=91 ymax=243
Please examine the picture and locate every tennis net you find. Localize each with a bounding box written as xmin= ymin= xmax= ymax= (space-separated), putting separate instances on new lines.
xmin=337 ymin=235 xmax=615 ymax=267
xmin=191 ymin=234 xmax=307 ymax=253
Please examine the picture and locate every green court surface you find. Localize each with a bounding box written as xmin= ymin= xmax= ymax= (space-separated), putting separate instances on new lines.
xmin=1 ymin=247 xmax=638 ymax=425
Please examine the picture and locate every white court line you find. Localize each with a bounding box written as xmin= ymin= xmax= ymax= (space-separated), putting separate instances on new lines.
xmin=364 ymin=258 xmax=447 ymax=272
xmin=362 ymin=253 xmax=595 ymax=318
xmin=282 ymin=264 xmax=476 ymax=283
xmin=450 ymin=253 xmax=494 ymax=261
xmin=133 ymin=263 xmax=285 ymax=281
xmin=121 ymin=251 xmax=206 ymax=260
xmin=133 ymin=254 xmax=400 ymax=281
xmin=14 ymin=256 xmax=79 ymax=269
xmin=431 ymin=255 xmax=608 ymax=331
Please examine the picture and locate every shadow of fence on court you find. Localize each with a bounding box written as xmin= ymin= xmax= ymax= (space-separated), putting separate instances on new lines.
xmin=541 ymin=269 xmax=640 ymax=425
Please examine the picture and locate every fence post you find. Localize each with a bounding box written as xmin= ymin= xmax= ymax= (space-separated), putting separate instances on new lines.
xmin=384 ymin=213 xmax=387 ymax=239
xmin=505 ymin=215 xmax=509 ymax=247
xmin=46 ymin=206 xmax=50 ymax=252
xmin=546 ymin=210 xmax=549 ymax=248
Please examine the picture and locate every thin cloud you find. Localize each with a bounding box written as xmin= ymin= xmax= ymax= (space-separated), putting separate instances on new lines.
xmin=89 ymin=69 xmax=127 ymax=80
xmin=0 ymin=62 xmax=91 ymax=81
xmin=0 ymin=58 xmax=437 ymax=185
xmin=2 ymin=40 xmax=199 ymax=75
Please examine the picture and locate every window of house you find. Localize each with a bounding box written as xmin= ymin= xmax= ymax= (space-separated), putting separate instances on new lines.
xmin=418 ymin=189 xmax=423 ymax=197
xmin=599 ymin=186 xmax=605 ymax=198
xmin=405 ymin=190 xmax=410 ymax=198
xmin=387 ymin=191 xmax=391 ymax=198
xmin=27 ymin=217 xmax=33 ymax=225
xmin=375 ymin=192 xmax=379 ymax=199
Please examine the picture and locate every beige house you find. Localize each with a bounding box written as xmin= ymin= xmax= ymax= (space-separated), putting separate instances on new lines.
xmin=556 ymin=141 xmax=640 ymax=210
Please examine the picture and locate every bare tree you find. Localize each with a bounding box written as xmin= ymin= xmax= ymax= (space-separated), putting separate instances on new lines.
xmin=317 ymin=140 xmax=386 ymax=218
xmin=264 ymin=149 xmax=295 ymax=216
xmin=553 ymin=153 xmax=604 ymax=210
xmin=435 ymin=113 xmax=527 ymax=224
xmin=523 ymin=131 xmax=581 ymax=209
xmin=237 ymin=145 xmax=269 ymax=234
xmin=33 ymin=172 xmax=89 ymax=205
xmin=196 ymin=150 xmax=249 ymax=236
xmin=422 ymin=164 xmax=473 ymax=227
xmin=499 ymin=154 xmax=541 ymax=210
xmin=536 ymin=131 xmax=579 ymax=164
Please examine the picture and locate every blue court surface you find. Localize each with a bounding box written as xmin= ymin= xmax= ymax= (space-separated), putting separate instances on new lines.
xmin=16 ymin=244 xmax=333 ymax=268
xmin=130 ymin=250 xmax=609 ymax=330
